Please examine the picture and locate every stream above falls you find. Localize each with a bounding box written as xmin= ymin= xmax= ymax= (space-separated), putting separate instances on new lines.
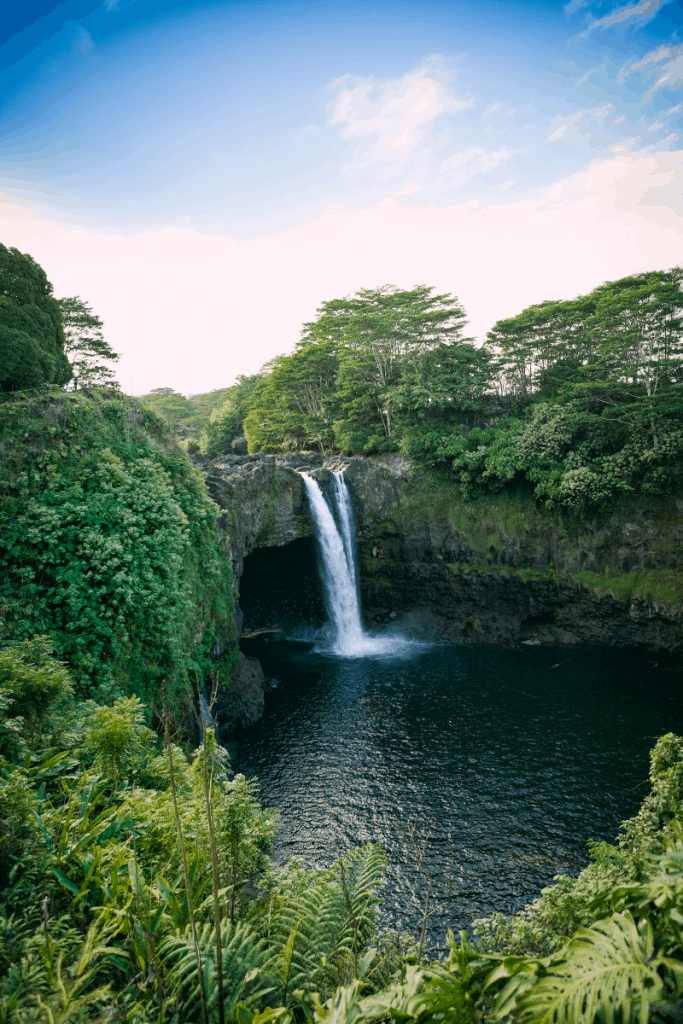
xmin=234 ymin=636 xmax=683 ymax=951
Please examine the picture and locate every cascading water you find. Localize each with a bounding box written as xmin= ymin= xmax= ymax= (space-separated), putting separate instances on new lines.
xmin=301 ymin=471 xmax=417 ymax=657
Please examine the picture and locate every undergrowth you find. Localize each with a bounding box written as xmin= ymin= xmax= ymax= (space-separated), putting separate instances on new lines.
xmin=0 ymin=391 xmax=236 ymax=705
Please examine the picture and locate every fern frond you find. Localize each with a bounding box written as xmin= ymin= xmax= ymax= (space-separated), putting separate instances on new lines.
xmin=508 ymin=911 xmax=665 ymax=1024
xmin=268 ymin=844 xmax=386 ymax=999
xmin=160 ymin=918 xmax=265 ymax=1021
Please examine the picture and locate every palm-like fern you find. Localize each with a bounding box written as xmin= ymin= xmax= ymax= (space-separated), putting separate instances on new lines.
xmin=266 ymin=844 xmax=386 ymax=1001
xmin=159 ymin=918 xmax=267 ymax=1022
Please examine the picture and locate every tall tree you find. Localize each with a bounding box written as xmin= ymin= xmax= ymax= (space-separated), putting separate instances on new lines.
xmin=243 ymin=344 xmax=339 ymax=454
xmin=487 ymin=296 xmax=596 ymax=397
xmin=57 ymin=297 xmax=120 ymax=387
xmin=0 ymin=244 xmax=71 ymax=392
xmin=307 ymin=285 xmax=469 ymax=438
xmin=389 ymin=340 xmax=493 ymax=421
xmin=586 ymin=269 xmax=683 ymax=401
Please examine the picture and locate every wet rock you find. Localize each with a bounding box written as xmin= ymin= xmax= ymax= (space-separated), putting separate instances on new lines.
xmin=216 ymin=654 xmax=265 ymax=738
xmin=194 ymin=450 xmax=683 ymax=654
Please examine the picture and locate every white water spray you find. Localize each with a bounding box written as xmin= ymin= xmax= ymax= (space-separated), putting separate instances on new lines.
xmin=301 ymin=471 xmax=418 ymax=658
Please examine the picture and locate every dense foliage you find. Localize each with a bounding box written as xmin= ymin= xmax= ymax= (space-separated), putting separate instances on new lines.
xmin=0 ymin=245 xmax=72 ymax=393
xmin=196 ymin=272 xmax=683 ymax=516
xmin=241 ymin=285 xmax=485 ymax=457
xmin=3 ymin=250 xmax=683 ymax=1022
xmin=1 ymin=635 xmax=682 ymax=1023
xmin=139 ymin=388 xmax=244 ymax=451
xmin=0 ymin=390 xmax=235 ymax=703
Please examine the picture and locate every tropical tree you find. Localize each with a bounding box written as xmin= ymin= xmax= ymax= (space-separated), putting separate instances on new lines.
xmin=308 ymin=285 xmax=469 ymax=439
xmin=389 ymin=340 xmax=493 ymax=422
xmin=206 ymin=374 xmax=268 ymax=454
xmin=57 ymin=296 xmax=120 ymax=388
xmin=244 ymin=344 xmax=339 ymax=454
xmin=140 ymin=387 xmax=196 ymax=424
xmin=0 ymin=244 xmax=72 ymax=392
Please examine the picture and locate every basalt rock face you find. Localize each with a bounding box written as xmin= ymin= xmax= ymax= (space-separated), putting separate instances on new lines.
xmin=195 ymin=451 xmax=683 ymax=653
xmin=361 ymin=558 xmax=683 ymax=652
xmin=215 ymin=654 xmax=266 ymax=738
xmin=193 ymin=451 xmax=413 ymax=588
xmin=193 ymin=452 xmax=320 ymax=588
xmin=360 ymin=505 xmax=683 ymax=652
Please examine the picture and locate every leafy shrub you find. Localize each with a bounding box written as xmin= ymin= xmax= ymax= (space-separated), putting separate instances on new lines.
xmin=0 ymin=391 xmax=235 ymax=702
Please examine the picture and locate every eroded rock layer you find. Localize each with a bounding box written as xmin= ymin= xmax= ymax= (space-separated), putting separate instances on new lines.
xmin=196 ymin=451 xmax=683 ymax=653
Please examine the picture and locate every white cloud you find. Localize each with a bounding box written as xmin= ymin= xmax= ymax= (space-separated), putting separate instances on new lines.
xmin=621 ymin=44 xmax=683 ymax=101
xmin=438 ymin=145 xmax=517 ymax=180
xmin=328 ymin=62 xmax=514 ymax=191
xmin=545 ymin=103 xmax=642 ymax=148
xmin=330 ymin=62 xmax=472 ymax=167
xmin=589 ymin=0 xmax=671 ymax=30
xmin=483 ymin=103 xmax=501 ymax=117
xmin=565 ymin=0 xmax=591 ymax=14
xmin=1 ymin=148 xmax=681 ymax=396
xmin=394 ymin=180 xmax=423 ymax=195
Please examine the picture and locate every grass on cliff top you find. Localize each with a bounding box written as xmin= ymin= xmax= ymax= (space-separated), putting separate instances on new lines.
xmin=573 ymin=566 xmax=683 ymax=606
xmin=393 ymin=470 xmax=682 ymax=548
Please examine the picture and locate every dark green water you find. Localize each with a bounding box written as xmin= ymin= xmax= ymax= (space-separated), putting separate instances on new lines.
xmin=235 ymin=638 xmax=683 ymax=950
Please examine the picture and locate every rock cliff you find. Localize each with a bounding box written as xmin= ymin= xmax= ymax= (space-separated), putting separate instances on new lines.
xmin=195 ymin=452 xmax=683 ymax=653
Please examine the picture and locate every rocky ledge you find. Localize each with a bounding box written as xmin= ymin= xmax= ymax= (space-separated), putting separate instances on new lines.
xmin=192 ymin=450 xmax=412 ymax=588
xmin=195 ymin=451 xmax=683 ymax=654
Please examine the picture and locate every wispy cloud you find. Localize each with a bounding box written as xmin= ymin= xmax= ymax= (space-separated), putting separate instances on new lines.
xmin=329 ymin=63 xmax=521 ymax=191
xmin=438 ymin=145 xmax=517 ymax=179
xmin=575 ymin=64 xmax=602 ymax=86
xmin=546 ymin=103 xmax=618 ymax=145
xmin=565 ymin=0 xmax=591 ymax=15
xmin=621 ymin=44 xmax=683 ymax=100
xmin=329 ymin=61 xmax=472 ymax=167
xmin=589 ymin=0 xmax=671 ymax=30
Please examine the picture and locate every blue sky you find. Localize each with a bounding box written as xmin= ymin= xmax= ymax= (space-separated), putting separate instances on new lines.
xmin=1 ymin=0 xmax=682 ymax=393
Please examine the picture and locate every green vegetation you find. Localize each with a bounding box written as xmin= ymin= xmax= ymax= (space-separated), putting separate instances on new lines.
xmin=197 ymin=271 xmax=683 ymax=520
xmin=0 ymin=389 xmax=235 ymax=704
xmin=4 ymin=249 xmax=683 ymax=1021
xmin=0 ymin=245 xmax=72 ymax=393
xmin=139 ymin=386 xmax=256 ymax=453
xmin=58 ymin=297 xmax=120 ymax=389
xmin=135 ymin=270 xmax=683 ymax=523
xmin=1 ymin=639 xmax=682 ymax=1024
xmin=574 ymin=566 xmax=683 ymax=607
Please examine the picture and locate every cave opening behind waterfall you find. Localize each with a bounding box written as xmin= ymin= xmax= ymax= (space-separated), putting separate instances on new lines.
xmin=239 ymin=537 xmax=327 ymax=636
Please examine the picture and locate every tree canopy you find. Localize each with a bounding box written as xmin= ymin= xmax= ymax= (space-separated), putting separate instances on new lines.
xmin=139 ymin=387 xmax=197 ymax=423
xmin=0 ymin=244 xmax=72 ymax=392
xmin=58 ymin=296 xmax=120 ymax=387
xmin=243 ymin=285 xmax=482 ymax=455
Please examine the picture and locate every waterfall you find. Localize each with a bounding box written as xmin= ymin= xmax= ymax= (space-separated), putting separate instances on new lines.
xmin=301 ymin=472 xmax=364 ymax=654
xmin=199 ymin=687 xmax=219 ymax=743
xmin=301 ymin=471 xmax=416 ymax=657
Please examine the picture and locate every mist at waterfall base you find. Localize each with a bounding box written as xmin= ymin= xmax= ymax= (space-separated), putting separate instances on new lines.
xmin=298 ymin=473 xmax=421 ymax=658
